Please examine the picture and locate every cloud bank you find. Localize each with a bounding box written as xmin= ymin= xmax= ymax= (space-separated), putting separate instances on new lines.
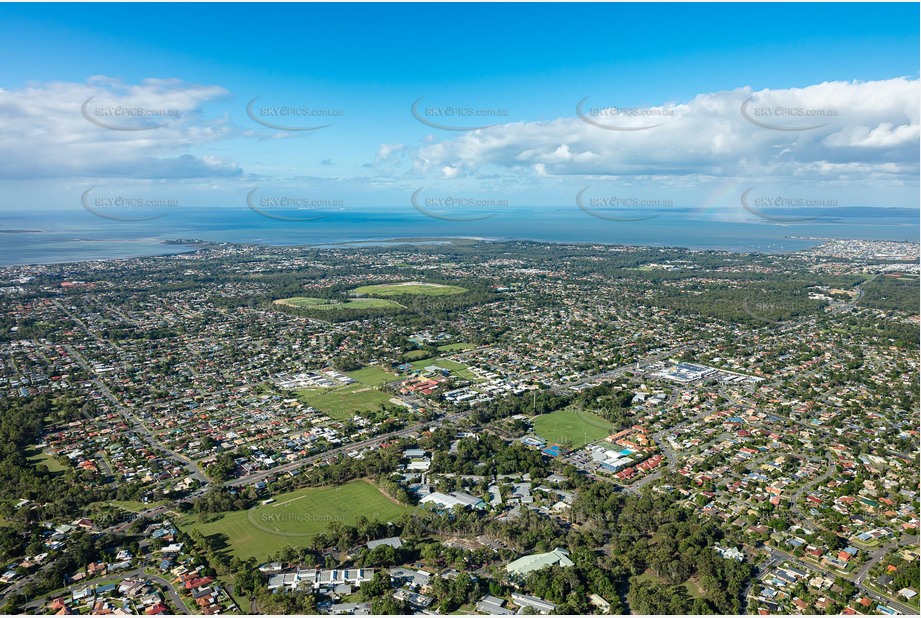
xmin=398 ymin=78 xmax=918 ymax=188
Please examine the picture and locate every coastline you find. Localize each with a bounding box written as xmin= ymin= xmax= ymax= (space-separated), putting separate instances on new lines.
xmin=0 ymin=234 xmax=918 ymax=269
xmin=1 ymin=205 xmax=917 ymax=267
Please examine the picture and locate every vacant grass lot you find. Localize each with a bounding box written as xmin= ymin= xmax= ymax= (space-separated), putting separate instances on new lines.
xmin=402 ymin=350 xmax=431 ymax=360
xmin=531 ymin=409 xmax=613 ymax=449
xmin=27 ymin=449 xmax=66 ymax=473
xmin=180 ymin=480 xmax=414 ymax=561
xmin=352 ymin=282 xmax=468 ymax=296
xmin=632 ymin=569 xmax=704 ymax=600
xmin=296 ymin=383 xmax=394 ymax=419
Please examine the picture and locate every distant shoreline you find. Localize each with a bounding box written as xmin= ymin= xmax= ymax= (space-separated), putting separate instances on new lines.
xmin=1 ymin=235 xmax=918 ymax=269
xmin=1 ymin=204 xmax=916 ymax=267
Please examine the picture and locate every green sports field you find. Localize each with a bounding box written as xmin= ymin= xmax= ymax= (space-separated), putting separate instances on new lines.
xmin=437 ymin=342 xmax=476 ymax=352
xmin=351 ymin=282 xmax=468 ymax=296
xmin=296 ymin=383 xmax=394 ymax=419
xmin=274 ymin=297 xmax=402 ymax=310
xmin=345 ymin=366 xmax=398 ymax=387
xmin=180 ymin=480 xmax=414 ymax=561
xmin=532 ymin=409 xmax=613 ymax=449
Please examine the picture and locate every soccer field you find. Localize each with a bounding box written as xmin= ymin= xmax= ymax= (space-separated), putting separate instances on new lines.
xmin=352 ymin=282 xmax=468 ymax=296
xmin=532 ymin=409 xmax=613 ymax=448
xmin=180 ymin=480 xmax=415 ymax=561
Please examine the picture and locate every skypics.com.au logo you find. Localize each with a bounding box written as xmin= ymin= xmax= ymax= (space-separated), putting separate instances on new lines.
xmin=81 ymin=98 xmax=182 ymax=131
xmin=740 ymin=97 xmax=837 ymax=131
xmin=740 ymin=188 xmax=837 ymax=223
xmin=410 ymin=188 xmax=507 ymax=221
xmin=576 ymin=97 xmax=674 ymax=131
xmin=247 ymin=98 xmax=344 ymax=131
xmin=246 ymin=187 xmax=342 ymax=221
xmin=411 ymin=97 xmax=509 ymax=131
xmin=576 ymin=188 xmax=670 ymax=221
xmin=80 ymin=187 xmax=177 ymax=221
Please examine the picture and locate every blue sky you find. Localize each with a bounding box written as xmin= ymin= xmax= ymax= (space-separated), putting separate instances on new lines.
xmin=0 ymin=3 xmax=918 ymax=219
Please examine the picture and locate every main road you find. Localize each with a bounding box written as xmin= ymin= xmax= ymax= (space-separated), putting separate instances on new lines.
xmin=228 ymin=345 xmax=696 ymax=488
xmin=224 ymin=409 xmax=467 ymax=488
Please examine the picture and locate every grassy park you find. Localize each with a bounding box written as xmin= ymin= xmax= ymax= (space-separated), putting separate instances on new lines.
xmin=296 ymin=383 xmax=394 ymax=419
xmin=351 ymin=282 xmax=467 ymax=296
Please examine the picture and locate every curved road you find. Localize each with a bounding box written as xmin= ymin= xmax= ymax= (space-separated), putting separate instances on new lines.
xmin=20 ymin=568 xmax=188 ymax=615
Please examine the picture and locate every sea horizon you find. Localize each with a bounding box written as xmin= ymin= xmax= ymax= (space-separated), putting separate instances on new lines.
xmin=0 ymin=206 xmax=917 ymax=267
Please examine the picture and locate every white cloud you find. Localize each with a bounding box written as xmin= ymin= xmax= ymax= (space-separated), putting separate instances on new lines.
xmin=2 ymin=76 xmax=916 ymax=211
xmin=823 ymin=122 xmax=920 ymax=149
xmin=372 ymin=143 xmax=408 ymax=166
xmin=401 ymin=78 xmax=918 ymax=187
xmin=0 ymin=77 xmax=237 ymax=179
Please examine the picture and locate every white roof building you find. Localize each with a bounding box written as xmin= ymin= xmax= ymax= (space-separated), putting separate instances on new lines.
xmin=420 ymin=491 xmax=485 ymax=510
xmin=511 ymin=593 xmax=556 ymax=614
xmin=366 ymin=537 xmax=403 ymax=551
xmin=505 ymin=548 xmax=573 ymax=578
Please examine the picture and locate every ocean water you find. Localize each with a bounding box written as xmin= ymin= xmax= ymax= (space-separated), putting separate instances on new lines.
xmin=0 ymin=207 xmax=916 ymax=266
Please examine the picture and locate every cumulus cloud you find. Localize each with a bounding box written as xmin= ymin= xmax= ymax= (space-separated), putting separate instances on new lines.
xmin=0 ymin=77 xmax=238 ymax=179
xmin=372 ymin=143 xmax=409 ymax=167
xmin=3 ymin=76 xmax=916 ymax=212
xmin=400 ymin=78 xmax=919 ymax=186
xmin=441 ymin=165 xmax=462 ymax=179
